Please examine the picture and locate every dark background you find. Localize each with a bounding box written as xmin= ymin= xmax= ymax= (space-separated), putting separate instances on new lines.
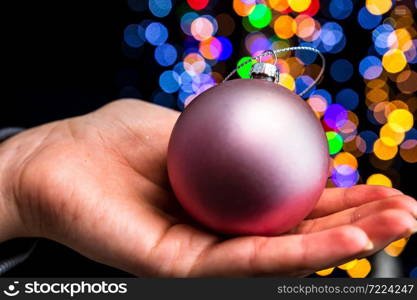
xmin=0 ymin=0 xmax=416 ymax=277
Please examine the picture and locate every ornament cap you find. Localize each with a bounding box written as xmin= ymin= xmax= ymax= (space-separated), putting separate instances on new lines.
xmin=250 ymin=62 xmax=280 ymax=83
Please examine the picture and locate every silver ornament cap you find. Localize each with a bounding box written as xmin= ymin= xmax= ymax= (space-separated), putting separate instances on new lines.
xmin=250 ymin=62 xmax=280 ymax=83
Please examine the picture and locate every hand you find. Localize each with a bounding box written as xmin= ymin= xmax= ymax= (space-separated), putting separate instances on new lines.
xmin=0 ymin=99 xmax=416 ymax=277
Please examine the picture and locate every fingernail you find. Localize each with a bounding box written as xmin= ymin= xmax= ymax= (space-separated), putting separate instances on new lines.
xmin=364 ymin=240 xmax=374 ymax=251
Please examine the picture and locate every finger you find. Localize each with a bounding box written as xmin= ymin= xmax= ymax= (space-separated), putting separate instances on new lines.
xmin=308 ymin=185 xmax=403 ymax=219
xmin=352 ymin=209 xmax=417 ymax=257
xmin=295 ymin=194 xmax=417 ymax=234
xmin=189 ymin=225 xmax=371 ymax=277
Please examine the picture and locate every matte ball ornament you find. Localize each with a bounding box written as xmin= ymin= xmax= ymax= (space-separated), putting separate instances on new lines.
xmin=167 ymin=65 xmax=329 ymax=236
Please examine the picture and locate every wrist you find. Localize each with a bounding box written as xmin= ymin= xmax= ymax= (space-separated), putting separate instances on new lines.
xmin=0 ymin=128 xmax=27 ymax=241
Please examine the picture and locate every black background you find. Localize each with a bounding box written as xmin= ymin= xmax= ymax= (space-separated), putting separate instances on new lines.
xmin=0 ymin=0 xmax=416 ymax=277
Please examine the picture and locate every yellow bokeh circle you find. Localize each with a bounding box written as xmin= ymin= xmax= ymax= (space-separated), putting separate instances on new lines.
xmin=382 ymin=49 xmax=407 ymax=73
xmin=373 ymin=139 xmax=398 ymax=160
xmin=279 ymin=73 xmax=295 ymax=91
xmin=387 ymin=109 xmax=414 ymax=133
xmin=384 ymin=238 xmax=408 ymax=257
xmin=366 ymin=0 xmax=393 ymax=15
xmin=316 ymin=267 xmax=335 ymax=276
xmin=288 ymin=0 xmax=311 ymax=12
xmin=347 ymin=258 xmax=372 ymax=278
xmin=338 ymin=259 xmax=358 ymax=270
xmin=380 ymin=123 xmax=405 ymax=146
xmin=366 ymin=173 xmax=392 ymax=187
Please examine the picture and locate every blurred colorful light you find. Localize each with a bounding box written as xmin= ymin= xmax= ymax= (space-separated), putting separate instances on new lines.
xmin=191 ymin=16 xmax=217 ymax=41
xmin=159 ymin=70 xmax=181 ymax=93
xmin=124 ymin=24 xmax=145 ymax=48
xmin=145 ymin=22 xmax=168 ymax=46
xmin=288 ymin=0 xmax=311 ymax=13
xmin=155 ymin=43 xmax=177 ymax=66
xmin=358 ymin=6 xmax=382 ymax=29
xmin=359 ymin=56 xmax=383 ymax=79
xmin=331 ymin=164 xmax=359 ymax=187
xmin=329 ymin=0 xmax=353 ymax=20
xmin=187 ymin=0 xmax=209 ymax=10
xmin=382 ymin=49 xmax=407 ymax=73
xmin=274 ymin=15 xmax=297 ymax=39
xmin=149 ymin=0 xmax=172 ymax=18
xmin=248 ymin=4 xmax=272 ymax=29
xmin=330 ymin=59 xmax=353 ymax=82
xmin=326 ymin=131 xmax=344 ymax=155
xmin=233 ymin=0 xmax=256 ymax=17
xmin=336 ymin=89 xmax=359 ymax=110
xmin=367 ymin=173 xmax=392 ymax=187
xmin=366 ymin=0 xmax=393 ymax=16
xmin=237 ymin=56 xmax=255 ymax=79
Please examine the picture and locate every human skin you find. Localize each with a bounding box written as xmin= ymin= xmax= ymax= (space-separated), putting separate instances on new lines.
xmin=0 ymin=99 xmax=416 ymax=277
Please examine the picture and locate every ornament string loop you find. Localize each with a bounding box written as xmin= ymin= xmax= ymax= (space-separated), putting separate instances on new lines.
xmin=223 ymin=46 xmax=326 ymax=97
xmin=257 ymin=49 xmax=278 ymax=65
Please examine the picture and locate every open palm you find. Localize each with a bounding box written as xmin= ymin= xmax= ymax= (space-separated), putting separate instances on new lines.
xmin=3 ymin=99 xmax=416 ymax=277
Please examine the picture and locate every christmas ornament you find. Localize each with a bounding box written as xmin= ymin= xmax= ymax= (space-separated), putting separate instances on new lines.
xmin=167 ymin=47 xmax=329 ymax=236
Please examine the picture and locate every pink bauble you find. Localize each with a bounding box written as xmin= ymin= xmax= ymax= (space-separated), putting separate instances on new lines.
xmin=167 ymin=79 xmax=329 ymax=235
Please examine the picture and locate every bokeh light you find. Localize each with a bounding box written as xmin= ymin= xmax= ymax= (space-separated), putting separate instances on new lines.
xmin=316 ymin=267 xmax=335 ymax=276
xmin=329 ymin=0 xmax=353 ymax=20
xmin=159 ymin=70 xmax=181 ymax=93
xmin=155 ymin=43 xmax=177 ymax=66
xmin=385 ymin=238 xmax=409 ymax=257
xmin=279 ymin=73 xmax=296 ymax=91
xmin=347 ymin=258 xmax=371 ymax=278
xmin=382 ymin=49 xmax=407 ymax=73
xmin=326 ymin=131 xmax=344 ymax=155
xmin=236 ymin=56 xmax=255 ymax=79
xmin=338 ymin=259 xmax=358 ymax=270
xmin=248 ymin=4 xmax=272 ymax=29
xmin=358 ymin=7 xmax=382 ymax=30
xmin=374 ymin=138 xmax=398 ymax=160
xmin=324 ymin=104 xmax=348 ymax=130
xmin=319 ymin=22 xmax=345 ymax=53
xmin=233 ymin=0 xmax=256 ymax=17
xmin=331 ymin=164 xmax=359 ymax=187
xmin=366 ymin=173 xmax=392 ymax=187
xmin=356 ymin=131 xmax=378 ymax=154
xmin=334 ymin=152 xmax=358 ymax=169
xmin=366 ymin=0 xmax=392 ymax=16
xmin=288 ymin=0 xmax=311 ymax=13
xmin=274 ymin=15 xmax=297 ymax=39
xmin=191 ymin=16 xmax=216 ymax=41
xmin=187 ymin=0 xmax=209 ymax=11
xmin=145 ymin=22 xmax=168 ymax=46
xmin=124 ymin=24 xmax=145 ymax=48
xmin=336 ymin=89 xmax=359 ymax=110
xmin=359 ymin=56 xmax=383 ymax=79
xmin=149 ymin=0 xmax=172 ymax=18
xmin=388 ymin=109 xmax=414 ymax=132
xmin=330 ymin=59 xmax=353 ymax=82
xmin=199 ymin=37 xmax=222 ymax=59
